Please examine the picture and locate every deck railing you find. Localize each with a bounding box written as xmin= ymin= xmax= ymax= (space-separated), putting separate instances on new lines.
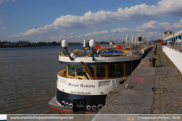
xmin=59 ymin=43 xmax=152 ymax=57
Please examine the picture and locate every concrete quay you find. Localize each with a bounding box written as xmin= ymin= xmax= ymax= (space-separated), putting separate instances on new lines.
xmin=92 ymin=46 xmax=182 ymax=120
xmin=94 ymin=47 xmax=156 ymax=115
xmin=152 ymin=46 xmax=182 ymax=114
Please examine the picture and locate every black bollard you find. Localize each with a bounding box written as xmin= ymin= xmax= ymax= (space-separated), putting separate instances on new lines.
xmin=149 ymin=57 xmax=156 ymax=67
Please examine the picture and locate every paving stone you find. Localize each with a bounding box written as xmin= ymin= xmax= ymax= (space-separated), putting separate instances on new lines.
xmin=172 ymin=107 xmax=178 ymax=110
xmin=161 ymin=108 xmax=168 ymax=112
xmin=171 ymin=98 xmax=179 ymax=101
xmin=152 ymin=47 xmax=182 ymax=114
xmin=153 ymin=109 xmax=160 ymax=114
xmin=164 ymin=97 xmax=171 ymax=100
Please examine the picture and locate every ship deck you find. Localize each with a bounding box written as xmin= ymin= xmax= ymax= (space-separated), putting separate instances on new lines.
xmin=59 ymin=45 xmax=152 ymax=64
xmin=59 ymin=43 xmax=152 ymax=58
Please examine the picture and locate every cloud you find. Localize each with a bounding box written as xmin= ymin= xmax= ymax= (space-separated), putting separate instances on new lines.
xmin=138 ymin=32 xmax=162 ymax=40
xmin=2 ymin=27 xmax=5 ymax=29
xmin=146 ymin=32 xmax=162 ymax=38
xmin=134 ymin=19 xmax=182 ymax=31
xmin=0 ymin=0 xmax=15 ymax=4
xmin=10 ymin=0 xmax=182 ymax=38
xmin=93 ymin=30 xmax=108 ymax=35
xmin=135 ymin=21 xmax=160 ymax=31
xmin=51 ymin=28 xmax=134 ymax=42
xmin=51 ymin=20 xmax=182 ymax=42
xmin=50 ymin=36 xmax=54 ymax=40
xmin=173 ymin=19 xmax=182 ymax=28
xmin=159 ymin=22 xmax=172 ymax=29
xmin=68 ymin=33 xmax=75 ymax=36
xmin=110 ymin=28 xmax=132 ymax=33
xmin=9 ymin=19 xmax=181 ymax=42
xmin=135 ymin=20 xmax=173 ymax=31
xmin=0 ymin=21 xmax=4 ymax=24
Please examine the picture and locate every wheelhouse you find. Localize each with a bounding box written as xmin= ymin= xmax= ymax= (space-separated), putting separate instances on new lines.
xmin=59 ymin=60 xmax=140 ymax=80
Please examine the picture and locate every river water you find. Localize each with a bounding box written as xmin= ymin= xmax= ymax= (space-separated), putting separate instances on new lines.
xmin=0 ymin=45 xmax=85 ymax=114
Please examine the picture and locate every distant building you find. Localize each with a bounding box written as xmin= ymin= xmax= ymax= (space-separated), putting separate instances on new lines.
xmin=163 ymin=29 xmax=182 ymax=45
xmin=163 ymin=28 xmax=174 ymax=39
xmin=109 ymin=40 xmax=121 ymax=44
xmin=151 ymin=39 xmax=161 ymax=44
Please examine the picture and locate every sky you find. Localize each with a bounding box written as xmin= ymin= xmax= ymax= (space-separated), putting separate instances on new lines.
xmin=0 ymin=0 xmax=182 ymax=42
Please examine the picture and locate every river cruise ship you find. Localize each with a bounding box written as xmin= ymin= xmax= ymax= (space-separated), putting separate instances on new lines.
xmin=48 ymin=39 xmax=152 ymax=113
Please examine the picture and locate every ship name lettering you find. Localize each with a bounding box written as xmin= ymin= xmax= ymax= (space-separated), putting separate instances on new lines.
xmin=68 ymin=83 xmax=79 ymax=87
xmin=80 ymin=84 xmax=95 ymax=88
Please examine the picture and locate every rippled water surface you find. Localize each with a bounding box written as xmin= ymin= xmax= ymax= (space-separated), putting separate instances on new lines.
xmin=0 ymin=45 xmax=84 ymax=114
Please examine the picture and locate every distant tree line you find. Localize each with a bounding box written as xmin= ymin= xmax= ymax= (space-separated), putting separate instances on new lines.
xmin=96 ymin=41 xmax=109 ymax=44
xmin=0 ymin=40 xmax=82 ymax=48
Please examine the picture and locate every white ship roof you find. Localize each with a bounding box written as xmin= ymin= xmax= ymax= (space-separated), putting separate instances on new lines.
xmin=59 ymin=43 xmax=152 ymax=64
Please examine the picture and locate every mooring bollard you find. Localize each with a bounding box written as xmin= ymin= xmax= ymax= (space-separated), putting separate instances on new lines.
xmin=153 ymin=50 xmax=157 ymax=55
xmin=149 ymin=57 xmax=156 ymax=67
xmin=155 ymin=45 xmax=157 ymax=50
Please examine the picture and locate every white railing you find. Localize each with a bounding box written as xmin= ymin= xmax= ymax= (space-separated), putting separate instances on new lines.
xmin=162 ymin=45 xmax=182 ymax=73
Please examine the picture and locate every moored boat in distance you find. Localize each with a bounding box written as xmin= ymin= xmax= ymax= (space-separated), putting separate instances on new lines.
xmin=48 ymin=38 xmax=152 ymax=114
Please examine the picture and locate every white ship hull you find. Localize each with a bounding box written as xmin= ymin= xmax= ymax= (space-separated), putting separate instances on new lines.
xmin=49 ymin=73 xmax=127 ymax=113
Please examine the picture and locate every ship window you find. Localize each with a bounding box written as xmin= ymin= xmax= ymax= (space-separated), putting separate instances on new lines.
xmin=87 ymin=65 xmax=94 ymax=76
xmin=109 ymin=64 xmax=115 ymax=77
xmin=117 ymin=64 xmax=123 ymax=77
xmin=77 ymin=65 xmax=83 ymax=76
xmin=96 ymin=65 xmax=105 ymax=77
xmin=68 ymin=64 xmax=75 ymax=76
xmin=68 ymin=64 xmax=72 ymax=75
xmin=71 ymin=65 xmax=75 ymax=76
xmin=126 ymin=62 xmax=131 ymax=75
